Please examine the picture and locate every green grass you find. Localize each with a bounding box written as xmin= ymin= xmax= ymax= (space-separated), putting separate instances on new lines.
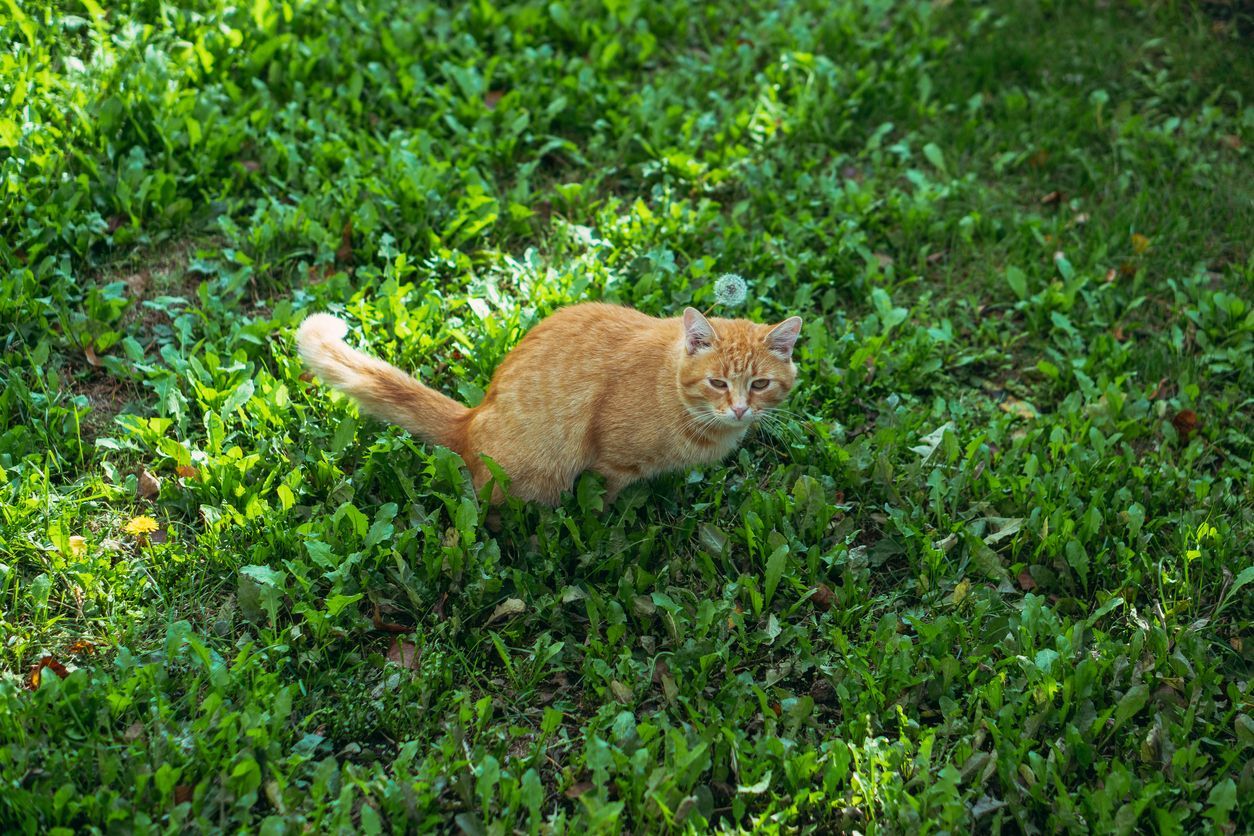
xmin=2 ymin=0 xmax=1252 ymax=831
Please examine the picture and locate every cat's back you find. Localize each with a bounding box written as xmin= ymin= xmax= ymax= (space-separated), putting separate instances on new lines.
xmin=534 ymin=302 xmax=662 ymax=337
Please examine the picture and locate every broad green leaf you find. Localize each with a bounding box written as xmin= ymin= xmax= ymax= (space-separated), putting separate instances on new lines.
xmin=764 ymin=544 xmax=789 ymax=606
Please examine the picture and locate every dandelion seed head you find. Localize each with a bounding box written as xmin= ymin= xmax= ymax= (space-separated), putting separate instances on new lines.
xmin=713 ymin=273 xmax=748 ymax=307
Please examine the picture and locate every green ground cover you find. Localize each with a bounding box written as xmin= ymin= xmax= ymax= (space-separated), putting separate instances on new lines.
xmin=2 ymin=0 xmax=1252 ymax=831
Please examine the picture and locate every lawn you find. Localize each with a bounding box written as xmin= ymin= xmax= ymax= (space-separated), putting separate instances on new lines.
xmin=2 ymin=0 xmax=1252 ymax=831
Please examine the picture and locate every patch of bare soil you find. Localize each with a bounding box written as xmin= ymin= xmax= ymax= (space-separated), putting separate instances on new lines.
xmin=98 ymin=238 xmax=217 ymax=338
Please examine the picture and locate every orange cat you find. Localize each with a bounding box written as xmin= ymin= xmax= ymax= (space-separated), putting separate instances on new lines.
xmin=297 ymin=303 xmax=803 ymax=505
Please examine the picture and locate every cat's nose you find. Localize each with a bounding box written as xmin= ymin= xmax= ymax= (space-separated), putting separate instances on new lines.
xmin=732 ymin=405 xmax=748 ymax=419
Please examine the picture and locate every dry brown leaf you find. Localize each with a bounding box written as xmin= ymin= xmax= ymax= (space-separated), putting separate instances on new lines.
xmin=565 ymin=782 xmax=594 ymax=800
xmin=174 ymin=785 xmax=194 ymax=805
xmin=137 ymin=469 xmax=161 ymax=500
xmin=67 ymin=640 xmax=96 ymax=655
xmin=811 ymin=584 xmax=834 ymax=612
xmin=487 ymin=597 xmax=525 ymax=625
xmin=335 ymin=220 xmax=353 ymax=265
xmin=1040 ymin=190 xmax=1062 ymax=206
xmin=1017 ymin=569 xmax=1037 ymax=591
xmin=483 ymin=90 xmax=505 ymax=109
xmin=27 ymin=656 xmax=69 ymax=690
xmin=84 ymin=343 xmax=102 ymax=367
xmin=175 ymin=464 xmax=199 ymax=479
xmin=999 ymin=397 xmax=1039 ymax=420
xmin=123 ymin=271 xmax=148 ymax=298
xmin=370 ymin=603 xmax=409 ymax=633
xmin=386 ymin=638 xmax=420 ymax=670
xmin=1171 ymin=409 xmax=1200 ymax=439
xmin=1131 ymin=233 xmax=1151 ymax=254
xmin=124 ymin=721 xmax=145 ymax=741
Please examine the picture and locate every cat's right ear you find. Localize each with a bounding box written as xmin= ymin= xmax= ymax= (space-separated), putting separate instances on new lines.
xmin=682 ymin=308 xmax=716 ymax=355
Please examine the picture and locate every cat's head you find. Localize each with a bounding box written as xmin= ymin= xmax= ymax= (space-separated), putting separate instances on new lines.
xmin=678 ymin=307 xmax=803 ymax=429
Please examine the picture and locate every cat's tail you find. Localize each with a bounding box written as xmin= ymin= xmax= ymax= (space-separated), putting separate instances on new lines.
xmin=296 ymin=313 xmax=470 ymax=451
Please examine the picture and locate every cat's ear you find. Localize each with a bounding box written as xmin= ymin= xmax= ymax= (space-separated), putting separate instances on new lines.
xmin=683 ymin=307 xmax=717 ymax=355
xmin=765 ymin=316 xmax=803 ymax=358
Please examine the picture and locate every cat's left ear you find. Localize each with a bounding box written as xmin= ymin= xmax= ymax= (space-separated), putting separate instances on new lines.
xmin=683 ymin=307 xmax=717 ymax=355
xmin=765 ymin=316 xmax=803 ymax=358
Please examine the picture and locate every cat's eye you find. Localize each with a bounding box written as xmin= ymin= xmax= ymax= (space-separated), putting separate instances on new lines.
xmin=708 ymin=378 xmax=728 ymax=390
xmin=751 ymin=379 xmax=771 ymax=391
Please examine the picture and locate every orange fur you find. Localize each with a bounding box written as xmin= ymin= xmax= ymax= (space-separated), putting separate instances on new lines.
xmin=297 ymin=303 xmax=803 ymax=505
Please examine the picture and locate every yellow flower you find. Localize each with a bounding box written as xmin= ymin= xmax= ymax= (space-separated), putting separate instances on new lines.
xmin=123 ymin=515 xmax=160 ymax=536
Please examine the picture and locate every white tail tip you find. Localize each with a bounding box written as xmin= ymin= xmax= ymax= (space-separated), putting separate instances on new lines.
xmin=296 ymin=313 xmax=349 ymax=352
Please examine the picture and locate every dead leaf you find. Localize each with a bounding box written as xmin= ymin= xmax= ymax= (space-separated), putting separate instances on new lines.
xmin=1073 ymin=212 xmax=1090 ymax=225
xmin=240 ymin=160 xmax=261 ymax=173
xmin=175 ymin=464 xmax=199 ymax=480
xmin=811 ymin=584 xmax=834 ymax=612
xmin=487 ymin=597 xmax=525 ymax=625
xmin=137 ymin=468 xmax=161 ymax=500
xmin=386 ymin=638 xmax=420 ymax=670
xmin=1112 ymin=325 xmax=1126 ymax=342
xmin=565 ymin=782 xmax=594 ymax=800
xmin=653 ymin=659 xmax=678 ymax=702
xmin=107 ymin=215 xmax=126 ymax=234
xmin=1220 ymin=134 xmax=1242 ymax=151
xmin=67 ymin=640 xmax=95 ymax=655
xmin=1028 ymin=148 xmax=1050 ymax=168
xmin=873 ymin=252 xmax=894 ymax=268
xmin=1149 ymin=378 xmax=1172 ymax=400
xmin=484 ymin=90 xmax=505 ymax=109
xmin=983 ymin=516 xmax=1024 ymax=545
xmin=999 ymin=397 xmax=1039 ymax=420
xmin=174 ymin=785 xmax=194 ymax=805
xmin=123 ymin=271 xmax=148 ymax=298
xmin=926 ymin=250 xmax=946 ymax=265
xmin=148 ymin=527 xmax=168 ymax=545
xmin=1171 ymin=409 xmax=1199 ymax=439
xmin=610 ymin=680 xmax=633 ymax=703
xmin=1131 ymin=233 xmax=1151 ymax=254
xmin=307 ymin=263 xmax=337 ymax=284
xmin=84 ymin=343 xmax=102 ymax=367
xmin=1119 ymin=261 xmax=1136 ymax=278
xmin=1104 ymin=268 xmax=1118 ymax=283
xmin=1017 ymin=569 xmax=1037 ymax=591
xmin=335 ymin=221 xmax=353 ymax=265
xmin=1040 ymin=190 xmax=1062 ymax=206
xmin=124 ymin=721 xmax=145 ymax=741
xmin=27 ymin=656 xmax=70 ymax=690
xmin=370 ymin=603 xmax=409 ymax=634
xmin=951 ymin=579 xmax=971 ymax=605
xmin=809 ymin=678 xmax=836 ymax=704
